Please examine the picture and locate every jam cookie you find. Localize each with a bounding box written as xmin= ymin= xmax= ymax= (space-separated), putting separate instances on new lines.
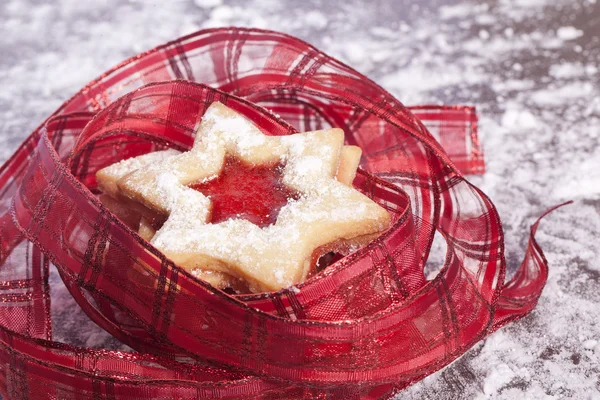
xmin=97 ymin=102 xmax=390 ymax=293
xmin=98 ymin=150 xmax=361 ymax=291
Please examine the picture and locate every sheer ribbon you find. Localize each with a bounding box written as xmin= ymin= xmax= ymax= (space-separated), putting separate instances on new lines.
xmin=0 ymin=28 xmax=556 ymax=399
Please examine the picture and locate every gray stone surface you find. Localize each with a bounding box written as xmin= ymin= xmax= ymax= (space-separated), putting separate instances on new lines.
xmin=0 ymin=0 xmax=598 ymax=398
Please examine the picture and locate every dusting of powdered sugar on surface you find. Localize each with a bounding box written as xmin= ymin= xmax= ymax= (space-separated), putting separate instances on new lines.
xmin=1 ymin=0 xmax=599 ymax=398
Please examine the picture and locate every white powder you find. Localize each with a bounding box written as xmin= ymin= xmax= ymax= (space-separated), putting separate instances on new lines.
xmin=549 ymin=62 xmax=586 ymax=79
xmin=303 ymin=10 xmax=328 ymax=30
xmin=1 ymin=0 xmax=597 ymax=397
xmin=501 ymin=108 xmax=537 ymax=129
xmin=582 ymin=339 xmax=597 ymax=350
xmin=202 ymin=105 xmax=266 ymax=153
xmin=530 ymin=81 xmax=594 ymax=105
xmin=439 ymin=4 xmax=474 ymax=20
xmin=342 ymin=42 xmax=367 ymax=64
xmin=292 ymin=156 xmax=324 ymax=176
xmin=273 ymin=268 xmax=285 ymax=284
xmin=102 ymin=149 xmax=180 ymax=178
xmin=155 ymin=172 xmax=177 ymax=191
xmin=556 ymin=26 xmax=584 ymax=40
xmin=194 ymin=0 xmax=223 ymax=9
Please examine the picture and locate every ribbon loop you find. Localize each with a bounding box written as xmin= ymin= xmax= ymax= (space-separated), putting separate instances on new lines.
xmin=0 ymin=28 xmax=557 ymax=399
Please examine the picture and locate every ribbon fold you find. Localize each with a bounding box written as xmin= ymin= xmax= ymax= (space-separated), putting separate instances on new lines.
xmin=0 ymin=28 xmax=555 ymax=399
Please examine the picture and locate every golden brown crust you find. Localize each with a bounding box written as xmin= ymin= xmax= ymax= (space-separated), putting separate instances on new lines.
xmin=336 ymin=145 xmax=362 ymax=186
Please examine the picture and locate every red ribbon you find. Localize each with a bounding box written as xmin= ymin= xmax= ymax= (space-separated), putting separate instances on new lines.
xmin=0 ymin=28 xmax=559 ymax=399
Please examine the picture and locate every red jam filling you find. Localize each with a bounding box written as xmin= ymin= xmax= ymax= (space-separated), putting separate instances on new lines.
xmin=190 ymin=157 xmax=299 ymax=227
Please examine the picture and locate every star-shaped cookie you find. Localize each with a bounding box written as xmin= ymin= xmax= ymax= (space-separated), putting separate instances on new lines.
xmin=97 ymin=102 xmax=389 ymax=292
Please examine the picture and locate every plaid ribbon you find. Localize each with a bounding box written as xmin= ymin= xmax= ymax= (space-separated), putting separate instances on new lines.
xmin=0 ymin=28 xmax=555 ymax=399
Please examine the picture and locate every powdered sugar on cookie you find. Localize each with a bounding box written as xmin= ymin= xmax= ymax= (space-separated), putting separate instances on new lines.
xmin=98 ymin=102 xmax=390 ymax=292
